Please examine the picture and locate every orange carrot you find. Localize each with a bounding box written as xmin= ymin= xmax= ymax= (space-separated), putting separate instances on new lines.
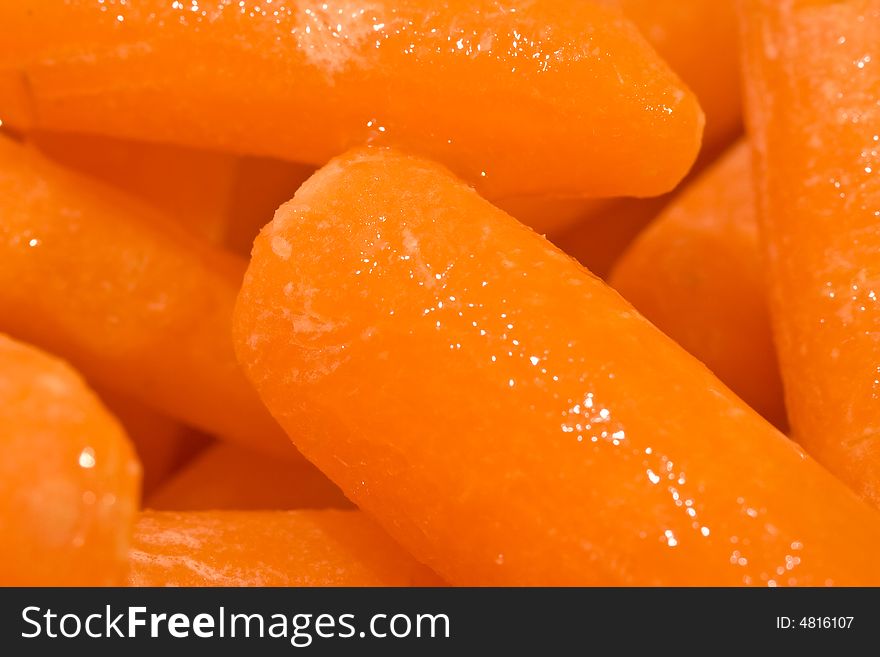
xmin=495 ymin=0 xmax=741 ymax=235
xmin=622 ymin=0 xmax=742 ymax=149
xmin=30 ymin=132 xmax=238 ymax=244
xmin=740 ymin=0 xmax=880 ymax=505
xmin=0 ymin=333 xmax=139 ymax=585
xmin=147 ymin=443 xmax=351 ymax=511
xmin=0 ymin=0 xmax=703 ymax=199
xmin=0 ymin=134 xmax=293 ymax=458
xmin=129 ymin=510 xmax=441 ymax=586
xmin=234 ymin=148 xmax=880 ymax=586
xmin=610 ymin=142 xmax=786 ymax=428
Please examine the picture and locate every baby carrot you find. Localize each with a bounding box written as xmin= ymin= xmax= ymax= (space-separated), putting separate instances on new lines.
xmin=495 ymin=0 xmax=741 ymax=235
xmin=621 ymin=0 xmax=742 ymax=150
xmin=0 ymin=135 xmax=293 ymax=458
xmin=740 ymin=0 xmax=880 ymax=506
xmin=235 ymin=148 xmax=880 ymax=586
xmin=31 ymin=132 xmax=238 ymax=244
xmin=129 ymin=510 xmax=441 ymax=586
xmin=96 ymin=388 xmax=210 ymax=497
xmin=0 ymin=0 xmax=703 ymax=199
xmin=610 ymin=142 xmax=786 ymax=428
xmin=0 ymin=333 xmax=139 ymax=585
xmin=147 ymin=443 xmax=351 ymax=511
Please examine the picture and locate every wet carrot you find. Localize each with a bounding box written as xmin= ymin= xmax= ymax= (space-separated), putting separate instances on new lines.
xmin=97 ymin=388 xmax=210 ymax=497
xmin=0 ymin=135 xmax=293 ymax=458
xmin=31 ymin=132 xmax=238 ymax=244
xmin=740 ymin=0 xmax=880 ymax=506
xmin=610 ymin=142 xmax=786 ymax=428
xmin=235 ymin=148 xmax=880 ymax=586
xmin=147 ymin=443 xmax=351 ymax=511
xmin=0 ymin=0 xmax=703 ymax=199
xmin=496 ymin=0 xmax=741 ymax=235
xmin=0 ymin=333 xmax=139 ymax=585
xmin=622 ymin=0 xmax=741 ymax=149
xmin=129 ymin=510 xmax=441 ymax=586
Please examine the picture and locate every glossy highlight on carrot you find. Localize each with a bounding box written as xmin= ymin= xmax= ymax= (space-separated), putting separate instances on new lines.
xmin=234 ymin=147 xmax=880 ymax=586
xmin=610 ymin=142 xmax=786 ymax=428
xmin=0 ymin=135 xmax=294 ymax=458
xmin=621 ymin=0 xmax=741 ymax=149
xmin=740 ymin=0 xmax=880 ymax=506
xmin=0 ymin=333 xmax=140 ymax=586
xmin=128 ymin=510 xmax=442 ymax=586
xmin=0 ymin=0 xmax=703 ymax=199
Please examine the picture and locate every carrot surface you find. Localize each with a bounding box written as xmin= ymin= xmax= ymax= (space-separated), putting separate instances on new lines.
xmin=610 ymin=142 xmax=786 ymax=428
xmin=740 ymin=0 xmax=880 ymax=505
xmin=129 ymin=510 xmax=441 ymax=586
xmin=234 ymin=147 xmax=880 ymax=586
xmin=621 ymin=0 xmax=741 ymax=150
xmin=0 ymin=135 xmax=293 ymax=458
xmin=0 ymin=0 xmax=703 ymax=199
xmin=0 ymin=333 xmax=139 ymax=586
xmin=147 ymin=443 xmax=351 ymax=511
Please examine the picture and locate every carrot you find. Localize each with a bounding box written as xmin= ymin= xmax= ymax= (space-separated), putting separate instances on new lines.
xmin=234 ymin=147 xmax=880 ymax=586
xmin=30 ymin=132 xmax=238 ymax=244
xmin=0 ymin=135 xmax=294 ymax=458
xmin=0 ymin=0 xmax=702 ymax=199
xmin=96 ymin=388 xmax=210 ymax=497
xmin=610 ymin=142 xmax=786 ymax=428
xmin=0 ymin=333 xmax=139 ymax=585
xmin=147 ymin=443 xmax=351 ymax=511
xmin=495 ymin=0 xmax=741 ymax=235
xmin=621 ymin=0 xmax=742 ymax=149
xmin=547 ymin=127 xmax=743 ymax=280
xmin=129 ymin=510 xmax=441 ymax=586
xmin=740 ymin=0 xmax=880 ymax=506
